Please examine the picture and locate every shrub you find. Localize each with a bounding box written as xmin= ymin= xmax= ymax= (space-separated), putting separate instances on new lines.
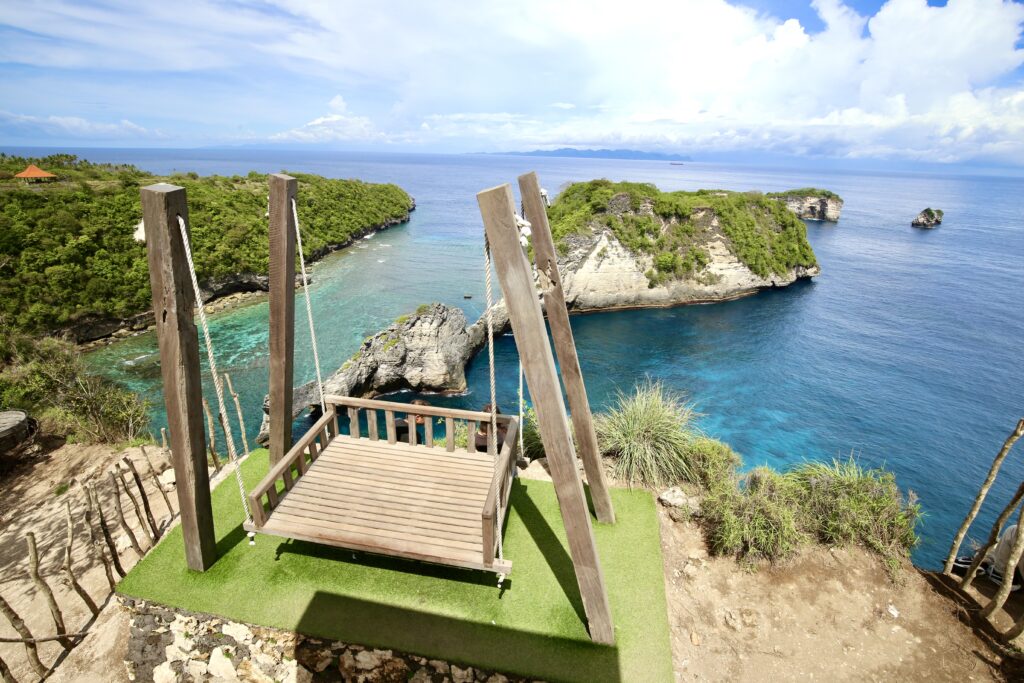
xmin=0 ymin=322 xmax=149 ymax=444
xmin=595 ymin=380 xmax=697 ymax=488
xmin=520 ymin=406 xmax=545 ymax=460
xmin=704 ymin=467 xmax=806 ymax=563
xmin=789 ymin=458 xmax=920 ymax=572
xmin=684 ymin=436 xmax=741 ymax=492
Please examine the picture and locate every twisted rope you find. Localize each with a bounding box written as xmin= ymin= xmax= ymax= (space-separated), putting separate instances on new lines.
xmin=483 ymin=239 xmax=502 ymax=569
xmin=291 ymin=199 xmax=327 ymax=415
xmin=176 ymin=216 xmax=252 ymax=526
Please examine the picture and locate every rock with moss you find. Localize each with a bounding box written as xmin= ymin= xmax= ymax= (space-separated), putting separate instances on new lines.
xmin=911 ymin=208 xmax=943 ymax=228
xmin=257 ymin=303 xmax=482 ymax=442
xmin=548 ymin=180 xmax=820 ymax=312
xmin=766 ymin=188 xmax=844 ymax=222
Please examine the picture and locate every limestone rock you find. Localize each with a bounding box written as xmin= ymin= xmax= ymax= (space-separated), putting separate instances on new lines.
xmin=208 ymin=646 xmax=237 ymax=680
xmin=658 ymin=487 xmax=701 ymax=517
xmin=911 ymin=208 xmax=943 ymax=228
xmin=258 ymin=303 xmax=499 ymax=442
xmin=774 ymin=194 xmax=843 ymax=222
xmin=221 ymin=621 xmax=252 ymax=644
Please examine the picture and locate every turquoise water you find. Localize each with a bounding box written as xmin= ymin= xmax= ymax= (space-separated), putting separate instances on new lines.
xmin=46 ymin=148 xmax=1022 ymax=569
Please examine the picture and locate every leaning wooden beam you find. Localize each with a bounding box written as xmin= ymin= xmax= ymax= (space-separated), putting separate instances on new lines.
xmin=945 ymin=418 xmax=1024 ymax=574
xmin=123 ymin=457 xmax=160 ymax=540
xmin=980 ymin=503 xmax=1024 ymax=619
xmin=961 ymin=480 xmax=1024 ymax=590
xmin=0 ymin=593 xmax=47 ymax=678
xmin=224 ymin=373 xmax=251 ymax=455
xmin=268 ymin=173 xmax=298 ymax=466
xmin=519 ymin=171 xmax=615 ymax=524
xmin=477 ymin=183 xmax=615 ymax=645
xmin=81 ymin=488 xmax=117 ymax=590
xmin=141 ymin=182 xmax=217 ymax=571
xmin=139 ymin=444 xmax=174 ymax=520
xmin=26 ymin=532 xmax=72 ymax=650
xmin=63 ymin=501 xmax=99 ymax=617
xmin=109 ymin=471 xmax=145 ymax=556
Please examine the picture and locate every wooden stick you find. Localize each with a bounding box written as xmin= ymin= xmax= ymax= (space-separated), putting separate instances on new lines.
xmin=0 ymin=593 xmax=46 ymax=678
xmin=138 ymin=444 xmax=174 ymax=519
xmin=202 ymin=398 xmax=223 ymax=473
xmin=81 ymin=489 xmax=116 ymax=590
xmin=88 ymin=484 xmax=125 ymax=578
xmin=123 ymin=457 xmax=160 ymax=540
xmin=961 ymin=481 xmax=1024 ymax=590
xmin=117 ymin=465 xmax=154 ymax=545
xmin=0 ymin=632 xmax=88 ymax=644
xmin=63 ymin=501 xmax=99 ymax=616
xmin=224 ymin=373 xmax=251 ymax=455
xmin=26 ymin=532 xmax=72 ymax=650
xmin=0 ymin=653 xmax=16 ymax=683
xmin=980 ymin=503 xmax=1024 ymax=618
xmin=945 ymin=418 xmax=1024 ymax=574
xmin=160 ymin=426 xmax=168 ymax=452
xmin=108 ymin=472 xmax=144 ymax=557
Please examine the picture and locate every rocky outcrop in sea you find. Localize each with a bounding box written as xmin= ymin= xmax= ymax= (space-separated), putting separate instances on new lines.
xmin=256 ymin=302 xmax=507 ymax=442
xmin=555 ymin=201 xmax=820 ymax=312
xmin=912 ymin=208 xmax=943 ymax=228
xmin=770 ymin=192 xmax=843 ymax=222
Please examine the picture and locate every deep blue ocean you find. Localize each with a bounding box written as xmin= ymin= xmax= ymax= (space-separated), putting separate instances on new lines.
xmin=23 ymin=148 xmax=1022 ymax=569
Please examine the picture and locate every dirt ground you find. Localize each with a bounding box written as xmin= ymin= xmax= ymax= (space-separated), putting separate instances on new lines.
xmin=657 ymin=504 xmax=1019 ymax=682
xmin=0 ymin=440 xmax=175 ymax=681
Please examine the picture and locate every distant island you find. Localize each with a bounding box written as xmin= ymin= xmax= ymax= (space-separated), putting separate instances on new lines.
xmin=491 ymin=148 xmax=693 ymax=162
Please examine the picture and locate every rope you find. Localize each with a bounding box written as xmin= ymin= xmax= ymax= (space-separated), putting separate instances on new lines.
xmin=176 ymin=216 xmax=252 ymax=528
xmin=291 ymin=199 xmax=327 ymax=415
xmin=483 ymin=239 xmax=502 ymax=574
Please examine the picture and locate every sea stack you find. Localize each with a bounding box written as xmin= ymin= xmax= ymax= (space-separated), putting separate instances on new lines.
xmin=912 ymin=208 xmax=943 ymax=228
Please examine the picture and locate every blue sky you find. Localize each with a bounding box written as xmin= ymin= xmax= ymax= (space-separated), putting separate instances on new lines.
xmin=1 ymin=0 xmax=1023 ymax=165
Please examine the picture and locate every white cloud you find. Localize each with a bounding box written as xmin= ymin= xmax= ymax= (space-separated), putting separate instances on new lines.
xmin=0 ymin=110 xmax=156 ymax=139
xmin=1 ymin=0 xmax=1023 ymax=162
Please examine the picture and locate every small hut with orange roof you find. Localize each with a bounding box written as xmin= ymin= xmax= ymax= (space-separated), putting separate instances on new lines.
xmin=14 ymin=164 xmax=57 ymax=183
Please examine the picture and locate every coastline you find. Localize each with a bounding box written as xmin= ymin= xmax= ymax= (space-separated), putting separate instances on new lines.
xmin=74 ymin=204 xmax=415 ymax=350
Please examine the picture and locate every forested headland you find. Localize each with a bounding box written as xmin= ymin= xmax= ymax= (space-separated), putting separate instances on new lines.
xmin=0 ymin=154 xmax=414 ymax=336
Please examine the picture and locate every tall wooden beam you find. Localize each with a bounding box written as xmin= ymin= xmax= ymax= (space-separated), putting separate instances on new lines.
xmin=477 ymin=184 xmax=615 ymax=645
xmin=141 ymin=183 xmax=216 ymax=571
xmin=519 ymin=172 xmax=615 ymax=524
xmin=268 ymin=174 xmax=298 ymax=466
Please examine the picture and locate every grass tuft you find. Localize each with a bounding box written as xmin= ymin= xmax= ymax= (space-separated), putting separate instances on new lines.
xmin=595 ymin=380 xmax=697 ymax=488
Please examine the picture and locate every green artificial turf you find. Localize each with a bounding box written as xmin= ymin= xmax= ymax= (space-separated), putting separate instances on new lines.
xmin=118 ymin=449 xmax=672 ymax=682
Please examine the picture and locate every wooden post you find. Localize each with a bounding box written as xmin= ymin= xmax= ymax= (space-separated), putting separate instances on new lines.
xmin=139 ymin=444 xmax=174 ymax=520
xmin=519 ymin=171 xmax=615 ymax=524
xmin=87 ymin=484 xmax=125 ymax=578
xmin=224 ymin=373 xmax=251 ymax=455
xmin=477 ymin=184 xmax=615 ymax=645
xmin=26 ymin=532 xmax=71 ymax=650
xmin=141 ymin=183 xmax=217 ymax=571
xmin=81 ymin=488 xmax=117 ymax=590
xmin=63 ymin=501 xmax=99 ymax=616
xmin=109 ymin=471 xmax=145 ymax=556
xmin=268 ymin=174 xmax=298 ymax=466
xmin=0 ymin=593 xmax=46 ymax=678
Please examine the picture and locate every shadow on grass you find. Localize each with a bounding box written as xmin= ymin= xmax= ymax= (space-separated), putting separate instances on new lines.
xmin=509 ymin=479 xmax=588 ymax=627
xmin=295 ymin=590 xmax=621 ymax=683
xmin=272 ymin=537 xmax=505 ymax=590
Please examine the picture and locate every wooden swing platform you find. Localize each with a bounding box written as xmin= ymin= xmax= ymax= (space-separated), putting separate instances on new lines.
xmin=244 ymin=396 xmax=518 ymax=574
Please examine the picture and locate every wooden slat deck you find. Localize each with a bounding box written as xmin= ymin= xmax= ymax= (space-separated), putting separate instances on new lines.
xmin=250 ymin=436 xmax=512 ymax=573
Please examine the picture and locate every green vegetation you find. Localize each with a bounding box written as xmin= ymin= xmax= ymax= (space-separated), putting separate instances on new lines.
xmin=547 ymin=180 xmax=817 ymax=284
xmin=595 ymin=380 xmax=920 ymax=574
xmin=520 ymin=407 xmax=545 ymax=461
xmin=52 ymin=482 xmax=70 ymax=496
xmin=415 ymin=303 xmax=432 ymax=315
xmin=0 ymin=317 xmax=149 ymax=443
xmin=118 ymin=450 xmax=673 ymax=683
xmin=765 ymin=187 xmax=842 ymax=200
xmin=594 ymin=380 xmax=697 ymax=487
xmin=922 ymin=208 xmax=944 ymax=220
xmin=0 ymin=154 xmax=414 ymax=334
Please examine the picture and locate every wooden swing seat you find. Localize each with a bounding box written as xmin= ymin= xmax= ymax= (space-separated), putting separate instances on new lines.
xmin=244 ymin=396 xmax=518 ymax=575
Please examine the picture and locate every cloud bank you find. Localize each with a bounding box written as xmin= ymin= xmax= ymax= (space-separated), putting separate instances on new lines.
xmin=1 ymin=0 xmax=1022 ymax=163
